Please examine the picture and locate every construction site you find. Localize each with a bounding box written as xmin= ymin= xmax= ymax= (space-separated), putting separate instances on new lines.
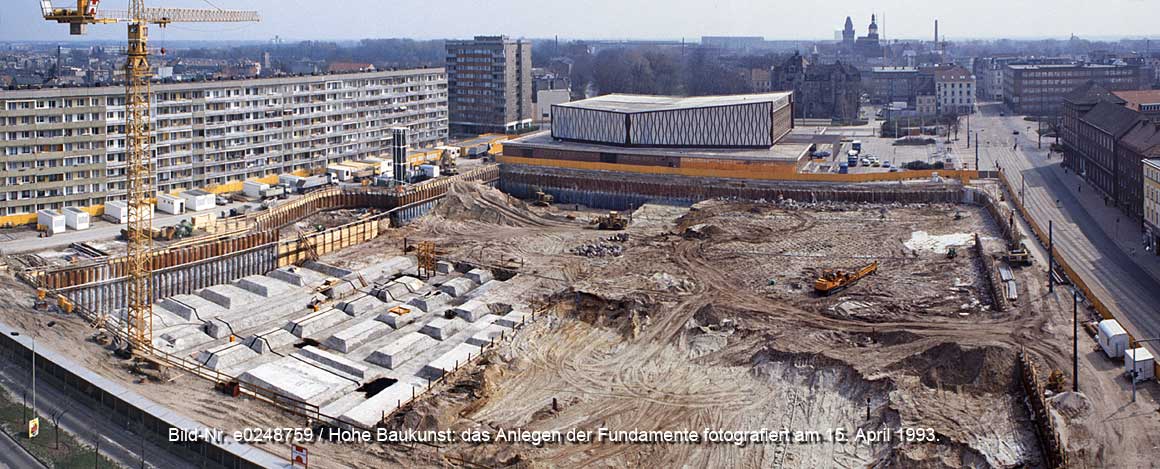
xmin=7 ymin=153 xmax=1160 ymax=467
xmin=1 ymin=4 xmax=1158 ymax=466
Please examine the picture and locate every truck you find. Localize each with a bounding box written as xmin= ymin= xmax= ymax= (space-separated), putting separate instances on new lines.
xmin=838 ymin=162 xmax=849 ymax=174
xmin=847 ymin=150 xmax=859 ymax=166
xmin=851 ymin=140 xmax=863 ymax=152
xmin=282 ymin=174 xmax=334 ymax=194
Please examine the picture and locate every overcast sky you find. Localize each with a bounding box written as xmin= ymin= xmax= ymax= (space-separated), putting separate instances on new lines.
xmin=2 ymin=0 xmax=1158 ymax=43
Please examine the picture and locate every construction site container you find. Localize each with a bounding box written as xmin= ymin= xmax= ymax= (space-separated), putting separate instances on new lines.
xmin=327 ymin=165 xmax=355 ymax=182
xmin=419 ymin=164 xmax=440 ymax=179
xmin=37 ymin=209 xmax=65 ymax=234
xmin=243 ymin=181 xmax=269 ymax=199
xmin=62 ymin=207 xmax=90 ymax=230
xmin=104 ymin=200 xmax=129 ymax=224
xmin=1098 ymin=319 xmax=1129 ymax=358
xmin=181 ymin=189 xmax=216 ymax=212
xmin=156 ymin=194 xmax=185 ymax=215
xmin=1124 ymin=348 xmax=1155 ymax=382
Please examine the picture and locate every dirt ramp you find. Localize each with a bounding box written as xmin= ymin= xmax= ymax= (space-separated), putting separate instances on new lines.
xmin=889 ymin=342 xmax=1017 ymax=394
xmin=432 ymin=181 xmax=551 ymax=227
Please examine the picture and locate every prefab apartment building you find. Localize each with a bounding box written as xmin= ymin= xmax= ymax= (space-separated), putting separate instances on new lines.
xmin=0 ymin=69 xmax=448 ymax=219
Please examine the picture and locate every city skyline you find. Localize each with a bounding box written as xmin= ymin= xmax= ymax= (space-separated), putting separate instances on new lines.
xmin=2 ymin=0 xmax=1159 ymax=43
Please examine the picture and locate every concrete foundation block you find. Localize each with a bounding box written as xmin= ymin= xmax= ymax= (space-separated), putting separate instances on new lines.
xmin=303 ymin=260 xmax=354 ymax=279
xmin=407 ymin=292 xmax=451 ymax=312
xmin=244 ymin=328 xmax=298 ymax=354
xmin=268 ymin=267 xmax=308 ymax=286
xmin=298 ymin=346 xmax=373 ymax=380
xmin=156 ymin=295 xmax=228 ymax=321
xmin=375 ymin=304 xmax=420 ymax=329
xmin=362 ymin=256 xmax=417 ymax=283
xmin=420 ymin=343 xmax=479 ymax=380
xmin=239 ymin=357 xmax=357 ymax=407
xmin=495 ymin=310 xmax=529 ymax=328
xmin=235 ymin=275 xmax=291 ymax=298
xmin=197 ymin=341 xmax=260 ymax=371
xmin=324 ymin=319 xmax=392 ymax=353
xmin=464 ymin=269 xmax=494 ymax=284
xmin=197 ymin=284 xmax=258 ymax=310
xmin=339 ymin=381 xmax=422 ymax=429
xmin=466 ymin=324 xmax=508 ymax=347
xmin=452 ymin=300 xmax=490 ymax=322
xmin=284 ymin=308 xmax=349 ymax=338
xmin=437 ymin=277 xmax=475 ymax=298
xmin=435 ymin=261 xmax=454 ymax=274
xmin=420 ymin=317 xmax=464 ymax=341
xmin=338 ymin=295 xmax=383 ymax=316
xmin=154 ymin=325 xmax=213 ymax=353
xmin=366 ymin=332 xmax=434 ymax=369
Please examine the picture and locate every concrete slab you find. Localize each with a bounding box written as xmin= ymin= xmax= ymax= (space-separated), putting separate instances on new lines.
xmin=407 ymin=292 xmax=451 ymax=312
xmin=244 ymin=328 xmax=298 ymax=354
xmin=420 ymin=343 xmax=479 ymax=380
xmin=324 ymin=319 xmax=392 ymax=353
xmin=466 ymin=324 xmax=509 ymax=347
xmin=298 ymin=346 xmax=372 ymax=380
xmin=234 ymin=275 xmax=292 ymax=298
xmin=239 ymin=357 xmax=358 ymax=406
xmin=374 ymin=276 xmax=430 ymax=302
xmin=284 ymin=308 xmax=349 ymax=338
xmin=365 ymin=332 xmax=435 ymax=369
xmin=197 ymin=341 xmax=260 ymax=371
xmin=323 ymin=279 xmax=359 ymax=300
xmin=464 ymin=268 xmax=494 ymax=284
xmin=339 ymin=381 xmax=423 ymax=428
xmin=435 ymin=261 xmax=454 ymax=274
xmin=156 ymin=295 xmax=228 ymax=321
xmin=437 ymin=277 xmax=475 ymax=298
xmin=451 ymin=300 xmax=490 ymax=322
xmin=153 ymin=325 xmax=213 ymax=353
xmin=495 ymin=310 xmax=529 ymax=329
xmin=197 ymin=284 xmax=260 ymax=309
xmin=375 ymin=304 xmax=420 ymax=329
xmin=420 ymin=317 xmax=464 ymax=341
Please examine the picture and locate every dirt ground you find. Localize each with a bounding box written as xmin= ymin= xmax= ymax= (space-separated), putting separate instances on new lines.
xmin=3 ymin=181 xmax=1160 ymax=468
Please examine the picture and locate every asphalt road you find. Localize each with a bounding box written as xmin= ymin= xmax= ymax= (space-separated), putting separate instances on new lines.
xmin=0 ymin=426 xmax=46 ymax=469
xmin=972 ymin=101 xmax=1160 ymax=359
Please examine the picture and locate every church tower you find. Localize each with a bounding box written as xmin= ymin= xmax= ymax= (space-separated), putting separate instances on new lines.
xmin=842 ymin=16 xmax=855 ymax=46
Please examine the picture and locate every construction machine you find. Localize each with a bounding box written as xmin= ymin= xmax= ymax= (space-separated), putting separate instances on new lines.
xmin=592 ymin=211 xmax=628 ymax=230
xmin=438 ymin=149 xmax=459 ymax=176
xmin=814 ymin=261 xmax=878 ymax=296
xmin=40 ymin=0 xmax=259 ymax=355
xmin=946 ymin=247 xmax=957 ymax=259
xmin=532 ymin=187 xmax=554 ymax=207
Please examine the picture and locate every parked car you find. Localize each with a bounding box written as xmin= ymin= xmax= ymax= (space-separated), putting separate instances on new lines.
xmin=215 ymin=196 xmax=229 ymax=206
xmin=811 ymin=150 xmax=832 ymax=158
xmin=1013 ymin=130 xmax=1020 ymax=135
xmin=889 ymin=167 xmax=900 ymax=172
xmin=999 ymin=112 xmax=1006 ymax=116
xmin=871 ymin=161 xmax=881 ymax=167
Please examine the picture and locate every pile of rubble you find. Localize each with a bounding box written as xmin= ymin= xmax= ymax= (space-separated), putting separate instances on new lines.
xmin=571 ymin=241 xmax=624 ymax=258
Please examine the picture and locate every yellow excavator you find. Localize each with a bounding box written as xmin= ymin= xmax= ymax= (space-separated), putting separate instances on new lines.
xmin=814 ymin=261 xmax=878 ymax=296
xmin=592 ymin=211 xmax=628 ymax=230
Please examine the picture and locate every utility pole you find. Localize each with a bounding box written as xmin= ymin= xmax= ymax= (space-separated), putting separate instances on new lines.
xmin=1049 ymin=220 xmax=1055 ymax=293
xmin=1073 ymin=290 xmax=1079 ymax=392
xmin=1038 ymin=116 xmax=1043 ymax=149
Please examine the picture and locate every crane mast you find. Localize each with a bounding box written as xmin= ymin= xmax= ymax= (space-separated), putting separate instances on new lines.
xmin=41 ymin=0 xmax=259 ymax=354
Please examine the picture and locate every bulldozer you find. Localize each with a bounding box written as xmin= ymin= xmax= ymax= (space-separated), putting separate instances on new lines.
xmin=532 ymin=187 xmax=554 ymax=207
xmin=814 ymin=261 xmax=878 ymax=296
xmin=591 ymin=211 xmax=628 ymax=230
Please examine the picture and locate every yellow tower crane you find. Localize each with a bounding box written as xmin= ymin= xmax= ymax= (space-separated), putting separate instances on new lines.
xmin=40 ymin=1 xmax=259 ymax=354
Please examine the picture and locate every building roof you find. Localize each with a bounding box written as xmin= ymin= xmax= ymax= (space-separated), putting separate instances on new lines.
xmin=1064 ymin=81 xmax=1127 ymax=106
xmin=1113 ymin=90 xmax=1160 ymax=107
xmin=934 ymin=66 xmax=973 ymax=81
xmin=556 ymin=92 xmax=792 ymax=113
xmin=1080 ymin=101 xmax=1143 ymax=137
xmin=183 ymin=189 xmax=213 ymax=197
xmin=1122 ymin=121 xmax=1160 ymax=156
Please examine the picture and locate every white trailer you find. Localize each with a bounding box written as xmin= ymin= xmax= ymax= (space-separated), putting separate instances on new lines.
xmin=37 ymin=209 xmax=66 ymax=234
xmin=104 ymin=200 xmax=129 ymax=224
xmin=1098 ymin=319 xmax=1129 ymax=359
xmin=181 ymin=189 xmax=216 ymax=212
xmin=327 ymin=165 xmax=355 ymax=182
xmin=243 ymin=181 xmax=269 ymax=199
xmin=62 ymin=207 xmax=90 ymax=230
xmin=156 ymin=194 xmax=185 ymax=215
xmin=1125 ymin=347 xmax=1155 ymax=382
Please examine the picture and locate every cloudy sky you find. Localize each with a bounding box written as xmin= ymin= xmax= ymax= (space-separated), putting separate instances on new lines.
xmin=2 ymin=0 xmax=1157 ymax=42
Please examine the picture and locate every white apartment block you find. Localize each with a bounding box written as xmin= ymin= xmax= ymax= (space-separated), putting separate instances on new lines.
xmin=0 ymin=70 xmax=448 ymax=217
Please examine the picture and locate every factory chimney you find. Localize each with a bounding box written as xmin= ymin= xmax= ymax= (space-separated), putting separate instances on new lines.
xmin=934 ymin=19 xmax=939 ymax=44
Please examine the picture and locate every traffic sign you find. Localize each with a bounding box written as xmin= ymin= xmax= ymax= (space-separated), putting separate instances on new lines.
xmin=28 ymin=418 xmax=39 ymax=438
xmin=290 ymin=444 xmax=308 ymax=468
